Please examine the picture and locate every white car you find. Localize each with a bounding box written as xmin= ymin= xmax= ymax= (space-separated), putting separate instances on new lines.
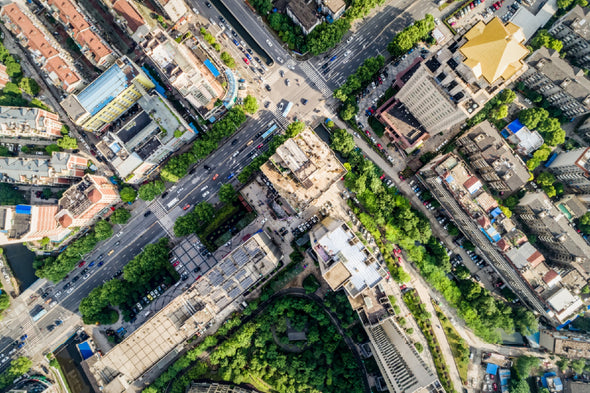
xmin=278 ymin=102 xmax=284 ymax=111
xmin=202 ymin=191 xmax=210 ymax=198
xmin=277 ymin=56 xmax=284 ymax=64
xmin=266 ymin=39 xmax=273 ymax=47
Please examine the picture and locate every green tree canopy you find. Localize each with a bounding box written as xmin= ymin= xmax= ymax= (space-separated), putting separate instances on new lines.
xmin=56 ymin=135 xmax=78 ymax=150
xmin=330 ymin=128 xmax=355 ymax=155
xmin=94 ymin=220 xmax=113 ymax=241
xmin=218 ymin=184 xmax=237 ymax=204
xmin=515 ymin=356 xmax=540 ymax=379
xmin=220 ymin=52 xmax=236 ymax=68
xmin=119 ymin=186 xmax=137 ymax=203
xmin=138 ymin=180 xmax=166 ymax=201
xmin=285 ymin=121 xmax=305 ymax=138
xmin=18 ymin=77 xmax=40 ymax=96
xmin=519 ymin=107 xmax=549 ymax=130
xmin=243 ymin=95 xmax=259 ymax=114
xmin=110 ymin=208 xmax=131 ymax=225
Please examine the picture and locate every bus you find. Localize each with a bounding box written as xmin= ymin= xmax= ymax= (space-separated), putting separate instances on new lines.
xmin=282 ymin=102 xmax=293 ymax=117
xmin=261 ymin=123 xmax=278 ymax=140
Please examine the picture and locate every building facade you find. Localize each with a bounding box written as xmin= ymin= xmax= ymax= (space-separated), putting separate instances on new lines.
xmin=286 ymin=0 xmax=321 ymax=35
xmin=520 ymin=47 xmax=590 ymax=119
xmin=61 ymin=57 xmax=154 ymax=132
xmin=0 ymin=106 xmax=62 ymax=138
xmin=548 ymin=147 xmax=590 ymax=192
xmin=0 ymin=2 xmax=83 ymax=92
xmin=513 ymin=191 xmax=590 ymax=271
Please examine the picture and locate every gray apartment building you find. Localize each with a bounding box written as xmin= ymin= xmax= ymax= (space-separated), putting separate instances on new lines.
xmin=520 ymin=47 xmax=590 ymax=119
xmin=548 ymin=147 xmax=590 ymax=192
xmin=513 ymin=191 xmax=590 ymax=271
xmin=456 ymin=120 xmax=530 ymax=194
xmin=549 ymin=5 xmax=590 ymax=70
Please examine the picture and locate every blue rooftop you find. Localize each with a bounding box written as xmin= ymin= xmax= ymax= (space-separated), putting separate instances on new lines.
xmin=507 ymin=119 xmax=524 ymax=134
xmin=204 ymin=59 xmax=220 ymax=78
xmin=15 ymin=205 xmax=31 ymax=215
xmin=77 ymin=63 xmax=131 ymax=116
xmin=77 ymin=341 xmax=94 ymax=360
xmin=486 ymin=363 xmax=498 ymax=375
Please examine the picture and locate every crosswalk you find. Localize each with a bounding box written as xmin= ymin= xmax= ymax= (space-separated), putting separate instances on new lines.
xmin=149 ymin=200 xmax=175 ymax=235
xmin=298 ymin=61 xmax=333 ymax=97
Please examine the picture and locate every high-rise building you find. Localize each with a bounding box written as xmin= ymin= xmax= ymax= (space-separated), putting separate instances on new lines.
xmin=549 ymin=5 xmax=590 ymax=70
xmin=548 ymin=147 xmax=590 ymax=192
xmin=55 ymin=174 xmax=120 ymax=228
xmin=61 ymin=57 xmax=154 ymax=132
xmin=514 ymin=191 xmax=590 ymax=271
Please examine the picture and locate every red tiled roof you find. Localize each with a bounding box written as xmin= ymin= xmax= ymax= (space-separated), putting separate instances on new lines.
xmin=543 ymin=269 xmax=560 ymax=285
xmin=0 ymin=64 xmax=9 ymax=88
xmin=463 ymin=176 xmax=481 ymax=190
xmin=58 ymin=213 xmax=73 ymax=227
xmin=48 ymin=0 xmax=89 ymax=32
xmin=113 ymin=0 xmax=145 ymax=33
xmin=527 ymin=250 xmax=545 ymax=268
xmin=496 ymin=238 xmax=510 ymax=251
xmin=2 ymin=3 xmax=59 ymax=60
xmin=88 ymin=188 xmax=101 ymax=203
xmin=38 ymin=109 xmax=62 ymax=137
xmin=76 ymin=29 xmax=112 ymax=62
xmin=34 ymin=205 xmax=59 ymax=231
xmin=45 ymin=56 xmax=81 ymax=90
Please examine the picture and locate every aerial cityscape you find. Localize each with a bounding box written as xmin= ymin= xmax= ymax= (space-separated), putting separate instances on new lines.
xmin=0 ymin=0 xmax=589 ymax=391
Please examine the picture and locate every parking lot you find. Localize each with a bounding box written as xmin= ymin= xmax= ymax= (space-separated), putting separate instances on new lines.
xmin=445 ymin=0 xmax=536 ymax=34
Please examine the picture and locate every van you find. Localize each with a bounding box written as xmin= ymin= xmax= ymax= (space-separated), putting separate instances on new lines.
xmin=108 ymin=249 xmax=115 ymax=256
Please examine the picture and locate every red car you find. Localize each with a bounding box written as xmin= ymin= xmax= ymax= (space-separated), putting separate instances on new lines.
xmin=183 ymin=204 xmax=191 ymax=210
xmin=257 ymin=143 xmax=263 ymax=149
xmin=377 ymin=143 xmax=383 ymax=149
xmin=195 ymin=275 xmax=202 ymax=281
xmin=243 ymin=57 xmax=249 ymax=64
xmin=110 ymin=206 xmax=116 ymax=211
xmin=380 ymin=174 xmax=385 ymax=180
xmin=398 ymin=256 xmax=402 ymax=262
xmin=172 ymin=260 xmax=180 ymax=267
xmin=212 ymin=173 xmax=219 ymax=180
xmin=365 ymin=130 xmax=371 ymax=136
xmin=400 ymin=284 xmax=407 ymax=291
xmin=493 ymin=383 xmax=497 ymax=390
xmin=78 ymin=261 xmax=86 ymax=268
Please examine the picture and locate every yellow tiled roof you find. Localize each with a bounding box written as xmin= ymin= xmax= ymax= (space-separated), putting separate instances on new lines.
xmin=460 ymin=17 xmax=528 ymax=84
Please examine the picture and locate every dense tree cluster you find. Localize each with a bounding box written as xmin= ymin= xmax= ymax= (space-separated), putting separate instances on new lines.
xmin=467 ymin=89 xmax=517 ymax=127
xmin=138 ymin=180 xmax=166 ymax=201
xmin=35 ymin=221 xmax=114 ymax=282
xmin=526 ymin=143 xmax=552 ymax=170
xmin=577 ymin=212 xmax=590 ymax=233
xmin=119 ymin=186 xmax=137 ymax=203
xmin=79 ymin=238 xmax=175 ymax=324
xmin=268 ymin=13 xmax=307 ymax=53
xmin=56 ymin=135 xmax=78 ymax=150
xmin=307 ymin=19 xmax=351 ymax=56
xmin=218 ymin=184 xmax=237 ymax=204
xmin=331 ymin=135 xmax=538 ymax=343
xmin=110 ymin=208 xmax=131 ymax=225
xmin=146 ymin=296 xmax=363 ymax=393
xmin=0 ymin=184 xmax=25 ymax=205
xmin=530 ymin=30 xmax=563 ymax=52
xmin=519 ymin=107 xmax=565 ymax=146
xmin=334 ymin=55 xmax=385 ymax=102
xmin=242 ymin=95 xmax=258 ymax=114
xmin=251 ymin=0 xmax=272 ymax=14
xmin=535 ymin=172 xmax=563 ymax=198
xmin=330 ymin=128 xmax=355 ymax=155
xmin=18 ymin=77 xmax=40 ymax=96
xmin=173 ymin=201 xmax=216 ymax=237
xmin=220 ymin=52 xmax=236 ymax=68
xmin=387 ymin=14 xmax=435 ymax=56
xmin=0 ymin=357 xmax=31 ymax=389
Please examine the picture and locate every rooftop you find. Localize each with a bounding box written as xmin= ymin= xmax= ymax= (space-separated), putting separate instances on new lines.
xmin=460 ymin=17 xmax=528 ymax=84
xmin=112 ymin=0 xmax=146 ymax=33
xmin=503 ymin=119 xmax=544 ymax=156
xmin=286 ymin=0 xmax=319 ymax=32
xmin=557 ymin=5 xmax=590 ymax=41
xmin=0 ymin=106 xmax=62 ymax=137
xmin=311 ymin=218 xmax=386 ymax=298
xmin=546 ymin=287 xmax=583 ymax=321
xmin=76 ymin=57 xmax=140 ymax=116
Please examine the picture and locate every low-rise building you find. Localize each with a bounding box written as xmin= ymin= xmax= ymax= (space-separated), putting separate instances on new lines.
xmin=457 ymin=121 xmax=530 ymax=194
xmin=286 ymin=0 xmax=321 ymax=35
xmin=540 ymin=329 xmax=590 ymax=359
xmin=261 ymin=128 xmax=346 ymax=212
xmin=106 ymin=0 xmax=150 ymax=42
xmin=0 ymin=106 xmax=62 ymax=138
xmin=140 ymin=29 xmax=223 ymax=110
xmin=94 ymin=92 xmax=196 ymax=183
xmin=61 ymin=57 xmax=154 ymax=132
xmin=549 ymin=5 xmax=590 ymax=71
xmin=321 ymin=0 xmax=345 ymax=21
xmin=501 ymin=119 xmax=544 ymax=156
xmin=0 ymin=152 xmax=87 ymax=185
xmin=548 ymin=147 xmax=590 ymax=192
xmin=0 ymin=174 xmax=119 ymax=244
xmin=520 ymin=47 xmax=590 ymax=119
xmin=546 ymin=287 xmax=584 ymax=323
xmin=377 ymin=17 xmax=528 ymax=151
xmin=514 ymin=191 xmax=590 ymax=271
xmin=556 ymin=194 xmax=587 ymax=221
xmin=84 ymin=232 xmax=282 ymax=393
xmin=152 ymin=0 xmax=187 ymax=22
xmin=0 ymin=2 xmax=83 ymax=92
xmin=42 ymin=0 xmax=116 ymax=68
xmin=0 ymin=64 xmax=10 ymax=89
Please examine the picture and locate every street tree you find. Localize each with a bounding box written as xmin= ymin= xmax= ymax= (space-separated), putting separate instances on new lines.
xmin=94 ymin=220 xmax=113 ymax=241
xmin=119 ymin=186 xmax=137 ymax=203
xmin=138 ymin=180 xmax=166 ymax=201
xmin=330 ymin=128 xmax=355 ymax=155
xmin=243 ymin=95 xmax=259 ymax=114
xmin=110 ymin=208 xmax=131 ymax=225
xmin=56 ymin=135 xmax=78 ymax=150
xmin=219 ymin=184 xmax=237 ymax=204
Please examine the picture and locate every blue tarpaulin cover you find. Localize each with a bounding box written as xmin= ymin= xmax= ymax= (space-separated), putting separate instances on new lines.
xmin=15 ymin=205 xmax=31 ymax=215
xmin=77 ymin=341 xmax=93 ymax=360
xmin=486 ymin=363 xmax=498 ymax=375
xmin=204 ymin=59 xmax=221 ymax=78
xmin=507 ymin=119 xmax=524 ymax=133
